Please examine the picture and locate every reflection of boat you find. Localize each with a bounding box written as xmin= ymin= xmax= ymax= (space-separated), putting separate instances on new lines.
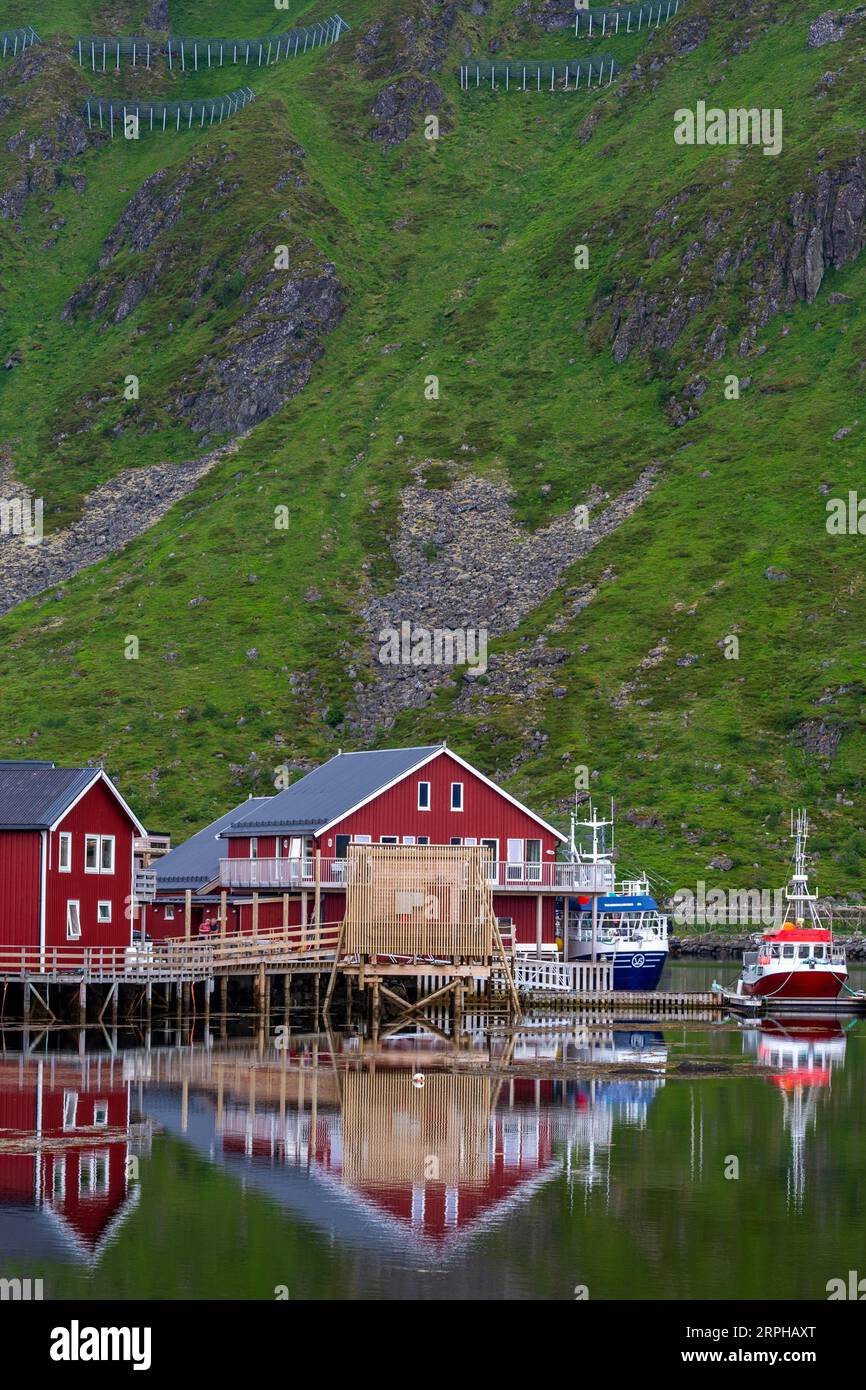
xmin=735 ymin=812 xmax=848 ymax=1003
xmin=742 ymin=1017 xmax=848 ymax=1208
xmin=565 ymin=806 xmax=669 ymax=990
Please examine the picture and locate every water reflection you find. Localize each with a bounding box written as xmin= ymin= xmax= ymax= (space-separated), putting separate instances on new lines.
xmin=742 ymin=1017 xmax=849 ymax=1210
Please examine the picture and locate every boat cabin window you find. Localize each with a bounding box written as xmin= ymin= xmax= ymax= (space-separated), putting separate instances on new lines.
xmin=782 ymin=945 xmax=795 ymax=959
xmin=814 ymin=945 xmax=824 ymax=959
xmin=798 ymin=945 xmax=811 ymax=959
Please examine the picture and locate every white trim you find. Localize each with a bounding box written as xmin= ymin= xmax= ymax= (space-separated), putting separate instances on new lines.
xmin=417 ymin=780 xmax=431 ymax=811
xmin=97 ymin=900 xmax=112 ymax=924
xmin=49 ymin=768 xmax=146 ymax=835
xmin=39 ymin=830 xmax=48 ymax=958
xmin=380 ymin=835 xmax=399 ymax=844
xmin=58 ymin=831 xmax=72 ymax=872
xmin=316 ymin=746 xmax=566 ymax=841
xmin=450 ymin=781 xmax=464 ymax=811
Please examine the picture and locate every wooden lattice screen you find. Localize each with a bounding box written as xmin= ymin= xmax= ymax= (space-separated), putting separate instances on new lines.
xmin=342 ymin=843 xmax=495 ymax=958
xmin=341 ymin=1072 xmax=492 ymax=1188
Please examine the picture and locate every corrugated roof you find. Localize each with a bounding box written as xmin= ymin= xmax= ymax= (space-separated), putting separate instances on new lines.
xmin=155 ymin=798 xmax=272 ymax=888
xmin=0 ymin=762 xmax=100 ymax=830
xmin=222 ymin=747 xmax=443 ymax=837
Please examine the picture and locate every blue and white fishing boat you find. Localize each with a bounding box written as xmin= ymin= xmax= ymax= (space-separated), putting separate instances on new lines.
xmin=564 ymin=805 xmax=670 ymax=991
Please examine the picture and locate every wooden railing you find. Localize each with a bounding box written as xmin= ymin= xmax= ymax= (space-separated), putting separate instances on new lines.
xmin=511 ymin=957 xmax=614 ymax=995
xmin=219 ymin=856 xmax=614 ymax=894
xmin=0 ymin=922 xmax=341 ymax=983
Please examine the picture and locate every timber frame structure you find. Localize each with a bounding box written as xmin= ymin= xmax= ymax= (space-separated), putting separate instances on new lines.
xmin=324 ymin=844 xmax=520 ymax=1031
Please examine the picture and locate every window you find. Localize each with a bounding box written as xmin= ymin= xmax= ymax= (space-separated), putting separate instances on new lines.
xmin=402 ymin=836 xmax=416 ymax=845
xmin=380 ymin=836 xmax=398 ymax=844
xmin=417 ymin=836 xmax=430 ymax=846
xmin=97 ymin=901 xmax=112 ymax=924
xmin=782 ymin=944 xmax=794 ymax=959
xmin=249 ymin=837 xmax=258 ymax=860
xmin=85 ymin=835 xmax=114 ymax=874
xmin=450 ymin=782 xmax=464 ymax=811
xmin=93 ymin=1101 xmax=109 ymax=1127
xmin=66 ymin=901 xmax=81 ymax=941
xmin=58 ymin=832 xmax=72 ymax=872
xmin=63 ymin=1092 xmax=78 ymax=1131
xmin=164 ymin=905 xmax=175 ymax=921
xmin=79 ymin=1150 xmax=110 ymax=1197
xmin=417 ymin=781 xmax=430 ymax=810
xmin=798 ymin=945 xmax=810 ymax=960
xmin=450 ymin=837 xmax=462 ymax=846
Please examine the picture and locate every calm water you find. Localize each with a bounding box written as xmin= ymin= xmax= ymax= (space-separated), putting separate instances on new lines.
xmin=2 ymin=962 xmax=865 ymax=1300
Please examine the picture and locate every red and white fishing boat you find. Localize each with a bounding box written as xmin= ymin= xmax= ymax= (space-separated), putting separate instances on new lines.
xmin=735 ymin=811 xmax=847 ymax=1003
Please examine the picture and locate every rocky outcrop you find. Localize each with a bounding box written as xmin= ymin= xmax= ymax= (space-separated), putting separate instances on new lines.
xmin=793 ymin=718 xmax=845 ymax=763
xmin=61 ymin=152 xmax=347 ymax=439
xmin=173 ymin=262 xmax=344 ymax=436
xmin=350 ymin=460 xmax=660 ymax=734
xmin=0 ymin=45 xmax=89 ymax=222
xmin=371 ymin=77 xmax=445 ymax=145
xmin=599 ymin=154 xmax=866 ymax=364
xmin=807 ymin=7 xmax=866 ymax=48
xmin=358 ymin=0 xmax=460 ymax=144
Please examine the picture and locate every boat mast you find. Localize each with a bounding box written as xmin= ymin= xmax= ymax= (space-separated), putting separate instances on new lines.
xmin=784 ymin=808 xmax=821 ymax=928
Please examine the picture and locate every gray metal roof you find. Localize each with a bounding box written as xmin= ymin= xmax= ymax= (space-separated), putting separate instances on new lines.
xmin=222 ymin=746 xmax=444 ymax=837
xmin=155 ymin=797 xmax=272 ymax=888
xmin=0 ymin=761 xmax=100 ymax=830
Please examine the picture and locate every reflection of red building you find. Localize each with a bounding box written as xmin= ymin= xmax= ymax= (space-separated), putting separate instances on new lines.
xmin=0 ymin=1060 xmax=138 ymax=1259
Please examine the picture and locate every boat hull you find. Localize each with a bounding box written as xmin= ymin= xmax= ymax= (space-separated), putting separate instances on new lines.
xmin=741 ymin=970 xmax=846 ymax=1000
xmin=570 ymin=947 xmax=668 ymax=991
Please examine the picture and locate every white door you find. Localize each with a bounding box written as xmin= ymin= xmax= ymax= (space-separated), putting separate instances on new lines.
xmin=507 ymin=839 xmax=523 ymax=883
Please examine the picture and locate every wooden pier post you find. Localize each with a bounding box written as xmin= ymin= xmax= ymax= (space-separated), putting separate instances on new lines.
xmin=78 ymin=982 xmax=87 ymax=1026
xmin=535 ymin=894 xmax=543 ymax=957
xmin=110 ymin=984 xmax=119 ymax=1027
xmin=220 ymin=889 xmax=227 ymax=936
xmin=283 ymin=973 xmax=291 ymax=1013
xmin=145 ymin=981 xmax=152 ymax=1025
xmin=252 ymin=891 xmax=259 ymax=936
xmin=219 ymin=975 xmax=228 ymax=1014
xmin=313 ymin=970 xmax=320 ymax=1023
xmin=185 ymin=888 xmax=192 ymax=940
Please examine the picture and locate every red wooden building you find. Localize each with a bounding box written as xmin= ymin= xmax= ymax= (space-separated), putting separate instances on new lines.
xmin=153 ymin=745 xmax=571 ymax=949
xmin=0 ymin=760 xmax=146 ymax=950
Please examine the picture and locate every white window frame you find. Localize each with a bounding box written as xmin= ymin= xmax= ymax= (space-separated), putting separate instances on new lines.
xmin=417 ymin=781 xmax=431 ymax=811
xmin=450 ymin=836 xmax=462 ymax=846
xmin=380 ymin=836 xmax=398 ymax=844
xmin=93 ymin=1101 xmax=109 ymax=1127
xmin=506 ymin=838 xmax=523 ymax=883
xmin=402 ymin=836 xmax=416 ymax=845
xmin=99 ymin=835 xmax=115 ymax=874
xmin=164 ymin=905 xmax=175 ymax=920
xmin=84 ymin=835 xmax=100 ymax=873
xmin=58 ymin=832 xmax=72 ymax=873
xmin=525 ymin=838 xmax=542 ymax=883
xmin=417 ymin=836 xmax=430 ymax=846
xmin=66 ymin=900 xmax=81 ymax=941
xmin=249 ymin=837 xmax=258 ymax=861
xmin=97 ymin=901 xmax=112 ymax=924
xmin=450 ymin=782 xmax=464 ymax=812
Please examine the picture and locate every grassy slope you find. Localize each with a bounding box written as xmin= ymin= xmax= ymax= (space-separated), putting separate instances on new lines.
xmin=0 ymin=0 xmax=863 ymax=893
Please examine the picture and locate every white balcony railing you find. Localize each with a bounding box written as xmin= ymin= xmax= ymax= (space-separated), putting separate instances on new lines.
xmin=218 ymin=856 xmax=614 ymax=894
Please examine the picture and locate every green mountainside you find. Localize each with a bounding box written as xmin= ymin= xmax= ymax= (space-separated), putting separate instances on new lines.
xmin=0 ymin=0 xmax=864 ymax=896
